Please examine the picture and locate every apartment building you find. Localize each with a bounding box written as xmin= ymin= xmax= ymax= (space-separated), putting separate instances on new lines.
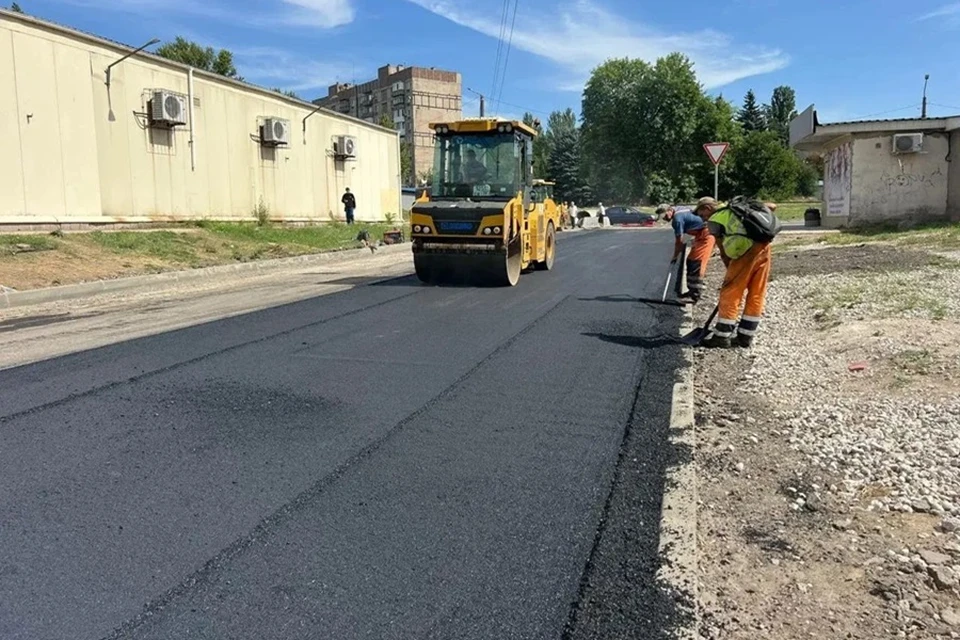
xmin=314 ymin=65 xmax=462 ymax=183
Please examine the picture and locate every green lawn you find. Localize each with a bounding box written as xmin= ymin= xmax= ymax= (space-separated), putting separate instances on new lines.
xmin=774 ymin=201 xmax=818 ymax=222
xmin=0 ymin=234 xmax=61 ymax=254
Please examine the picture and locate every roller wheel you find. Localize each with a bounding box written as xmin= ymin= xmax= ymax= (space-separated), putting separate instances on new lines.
xmin=414 ymin=254 xmax=437 ymax=284
xmin=499 ymin=236 xmax=523 ymax=286
xmin=535 ymin=222 xmax=556 ymax=271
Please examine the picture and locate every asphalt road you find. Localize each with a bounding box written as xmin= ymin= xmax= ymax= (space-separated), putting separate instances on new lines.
xmin=0 ymin=229 xmax=688 ymax=640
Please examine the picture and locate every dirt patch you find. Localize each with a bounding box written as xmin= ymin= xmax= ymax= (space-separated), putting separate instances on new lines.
xmin=1 ymin=239 xmax=168 ymax=290
xmin=0 ymin=223 xmax=402 ymax=291
xmin=693 ymin=242 xmax=960 ymax=639
xmin=772 ymin=244 xmax=940 ymax=279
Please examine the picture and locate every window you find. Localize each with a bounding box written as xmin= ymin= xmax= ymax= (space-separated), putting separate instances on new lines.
xmin=431 ymin=133 xmax=520 ymax=199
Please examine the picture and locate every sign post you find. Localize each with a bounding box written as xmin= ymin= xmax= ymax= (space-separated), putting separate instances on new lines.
xmin=703 ymin=142 xmax=730 ymax=201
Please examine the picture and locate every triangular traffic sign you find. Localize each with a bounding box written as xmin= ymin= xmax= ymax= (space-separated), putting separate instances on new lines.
xmin=703 ymin=142 xmax=729 ymax=166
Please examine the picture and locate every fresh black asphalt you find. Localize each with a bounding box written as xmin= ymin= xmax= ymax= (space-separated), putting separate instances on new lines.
xmin=0 ymin=229 xmax=689 ymax=640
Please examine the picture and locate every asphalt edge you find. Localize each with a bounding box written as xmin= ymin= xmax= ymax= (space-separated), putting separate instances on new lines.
xmin=0 ymin=243 xmax=410 ymax=309
xmin=656 ymin=250 xmax=700 ymax=638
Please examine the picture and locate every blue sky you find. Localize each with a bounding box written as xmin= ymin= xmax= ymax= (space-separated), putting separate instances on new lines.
xmin=18 ymin=0 xmax=960 ymax=125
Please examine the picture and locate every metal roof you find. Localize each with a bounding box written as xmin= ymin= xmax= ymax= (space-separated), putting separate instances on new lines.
xmin=825 ymin=115 xmax=960 ymax=126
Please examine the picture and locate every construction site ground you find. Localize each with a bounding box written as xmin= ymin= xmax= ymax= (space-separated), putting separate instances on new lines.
xmin=693 ymin=229 xmax=960 ymax=639
xmin=0 ymin=222 xmax=403 ymax=291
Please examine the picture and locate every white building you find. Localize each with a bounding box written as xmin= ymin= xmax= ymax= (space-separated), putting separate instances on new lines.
xmin=790 ymin=104 xmax=960 ymax=228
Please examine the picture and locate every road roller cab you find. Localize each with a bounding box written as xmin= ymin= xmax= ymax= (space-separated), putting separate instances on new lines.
xmin=410 ymin=118 xmax=560 ymax=286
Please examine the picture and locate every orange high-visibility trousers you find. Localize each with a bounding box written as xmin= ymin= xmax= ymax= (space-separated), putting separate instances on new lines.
xmin=686 ymin=227 xmax=716 ymax=300
xmin=713 ymin=242 xmax=772 ymax=338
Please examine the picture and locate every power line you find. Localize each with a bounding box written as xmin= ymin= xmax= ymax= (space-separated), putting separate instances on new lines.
xmin=494 ymin=0 xmax=520 ymax=115
xmin=839 ymin=104 xmax=921 ymax=121
xmin=929 ymin=102 xmax=960 ymax=113
xmin=489 ymin=0 xmax=511 ymax=101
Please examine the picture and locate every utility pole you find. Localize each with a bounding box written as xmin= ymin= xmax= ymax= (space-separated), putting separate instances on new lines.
xmin=922 ymin=74 xmax=930 ymax=119
xmin=466 ymin=88 xmax=486 ymax=117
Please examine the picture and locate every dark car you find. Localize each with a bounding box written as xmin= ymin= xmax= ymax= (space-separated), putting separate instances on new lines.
xmin=603 ymin=206 xmax=657 ymax=227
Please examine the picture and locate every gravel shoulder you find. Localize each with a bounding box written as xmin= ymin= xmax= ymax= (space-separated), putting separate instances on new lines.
xmin=692 ymin=241 xmax=960 ymax=639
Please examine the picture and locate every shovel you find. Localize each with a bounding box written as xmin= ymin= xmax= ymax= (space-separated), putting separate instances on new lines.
xmin=660 ymin=265 xmax=673 ymax=303
xmin=678 ymin=304 xmax=718 ymax=345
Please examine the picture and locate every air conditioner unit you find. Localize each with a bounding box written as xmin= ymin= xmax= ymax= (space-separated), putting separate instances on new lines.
xmin=892 ymin=133 xmax=923 ymax=154
xmin=336 ymin=135 xmax=357 ymax=157
xmin=262 ymin=117 xmax=290 ymax=146
xmin=149 ymin=91 xmax=187 ymax=126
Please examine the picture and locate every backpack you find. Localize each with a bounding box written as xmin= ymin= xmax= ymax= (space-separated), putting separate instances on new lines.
xmin=723 ymin=196 xmax=782 ymax=243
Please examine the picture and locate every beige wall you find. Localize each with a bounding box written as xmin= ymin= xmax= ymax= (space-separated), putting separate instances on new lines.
xmin=1 ymin=12 xmax=401 ymax=225
xmin=849 ymin=134 xmax=949 ymax=226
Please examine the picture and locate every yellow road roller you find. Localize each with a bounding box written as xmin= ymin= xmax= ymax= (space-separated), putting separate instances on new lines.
xmin=409 ymin=118 xmax=560 ymax=286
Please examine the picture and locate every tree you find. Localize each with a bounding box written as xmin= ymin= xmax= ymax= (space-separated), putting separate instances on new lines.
xmin=155 ymin=37 xmax=239 ymax=78
xmin=548 ymin=127 xmax=591 ymax=205
xmin=523 ymin=112 xmax=550 ymax=179
xmin=738 ymin=90 xmax=766 ymax=132
xmin=10 ymin=2 xmax=23 ymax=12
xmin=273 ymin=88 xmax=301 ymax=100
xmin=764 ymin=85 xmax=797 ymax=146
xmin=726 ymin=130 xmax=808 ymax=200
xmin=379 ymin=115 xmax=414 ymax=186
xmin=582 ymin=53 xmax=733 ymax=203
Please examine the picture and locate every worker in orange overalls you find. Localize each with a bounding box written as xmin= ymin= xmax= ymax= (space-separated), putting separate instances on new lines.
xmin=660 ymin=196 xmax=718 ymax=304
xmin=700 ymin=201 xmax=778 ymax=348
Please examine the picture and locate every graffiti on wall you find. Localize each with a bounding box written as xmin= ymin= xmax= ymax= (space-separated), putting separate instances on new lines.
xmin=879 ymin=167 xmax=943 ymax=190
xmin=825 ymin=141 xmax=852 ymax=217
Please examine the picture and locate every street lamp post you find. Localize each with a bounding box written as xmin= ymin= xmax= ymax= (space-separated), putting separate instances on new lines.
xmin=105 ymin=38 xmax=161 ymax=89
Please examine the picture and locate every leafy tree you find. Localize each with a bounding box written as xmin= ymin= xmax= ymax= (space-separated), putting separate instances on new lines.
xmin=738 ymin=90 xmax=766 ymax=132
xmin=273 ymin=88 xmax=301 ymax=100
xmin=582 ymin=53 xmax=734 ymax=203
xmin=156 ymin=37 xmax=239 ymax=78
xmin=726 ymin=130 xmax=806 ymax=200
xmin=10 ymin=2 xmax=23 ymax=12
xmin=379 ymin=115 xmax=414 ymax=185
xmin=548 ymin=127 xmax=590 ymax=204
xmin=581 ymin=58 xmax=651 ymax=202
xmin=764 ymin=85 xmax=797 ymax=146
xmin=522 ymin=113 xmax=550 ymax=179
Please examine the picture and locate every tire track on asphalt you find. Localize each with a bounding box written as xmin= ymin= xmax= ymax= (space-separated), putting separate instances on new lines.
xmin=0 ymin=285 xmax=427 ymax=423
xmin=101 ymin=293 xmax=572 ymax=640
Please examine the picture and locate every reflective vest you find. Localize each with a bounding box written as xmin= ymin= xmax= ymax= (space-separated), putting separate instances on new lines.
xmin=708 ymin=208 xmax=754 ymax=260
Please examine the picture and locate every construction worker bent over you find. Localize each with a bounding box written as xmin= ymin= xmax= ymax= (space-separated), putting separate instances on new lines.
xmin=700 ymin=201 xmax=777 ymax=348
xmin=660 ymin=196 xmax=718 ymax=304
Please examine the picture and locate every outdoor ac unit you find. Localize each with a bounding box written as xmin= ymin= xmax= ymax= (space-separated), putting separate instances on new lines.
xmin=149 ymin=91 xmax=187 ymax=126
xmin=337 ymin=135 xmax=357 ymax=157
xmin=892 ymin=133 xmax=923 ymax=154
xmin=262 ymin=118 xmax=290 ymax=146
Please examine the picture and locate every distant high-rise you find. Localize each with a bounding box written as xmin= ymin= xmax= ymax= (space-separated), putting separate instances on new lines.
xmin=314 ymin=64 xmax=462 ymax=183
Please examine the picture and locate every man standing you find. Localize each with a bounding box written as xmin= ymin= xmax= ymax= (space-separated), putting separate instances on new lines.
xmin=700 ymin=201 xmax=778 ymax=349
xmin=342 ymin=188 xmax=356 ymax=225
xmin=660 ymin=196 xmax=718 ymax=304
xmin=569 ymin=201 xmax=579 ymax=229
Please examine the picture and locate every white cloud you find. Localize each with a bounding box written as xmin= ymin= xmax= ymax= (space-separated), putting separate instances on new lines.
xmin=406 ymin=0 xmax=788 ymax=91
xmin=232 ymin=46 xmax=354 ymax=93
xmin=916 ymin=2 xmax=960 ymax=21
xmin=56 ymin=0 xmax=354 ymax=29
xmin=279 ymin=0 xmax=355 ymax=28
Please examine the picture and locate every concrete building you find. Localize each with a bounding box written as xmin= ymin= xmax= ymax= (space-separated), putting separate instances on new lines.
xmin=313 ymin=65 xmax=462 ymax=183
xmin=790 ymin=104 xmax=960 ymax=228
xmin=1 ymin=9 xmax=401 ymax=229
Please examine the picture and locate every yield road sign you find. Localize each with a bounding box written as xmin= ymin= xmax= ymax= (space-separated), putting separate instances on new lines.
xmin=703 ymin=142 xmax=729 ymax=166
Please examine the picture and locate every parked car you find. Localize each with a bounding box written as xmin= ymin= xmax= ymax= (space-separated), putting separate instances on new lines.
xmin=603 ymin=206 xmax=657 ymax=226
